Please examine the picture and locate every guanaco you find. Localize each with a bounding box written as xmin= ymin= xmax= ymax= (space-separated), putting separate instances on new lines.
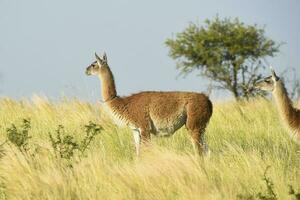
xmin=86 ymin=53 xmax=213 ymax=155
xmin=255 ymin=67 xmax=300 ymax=143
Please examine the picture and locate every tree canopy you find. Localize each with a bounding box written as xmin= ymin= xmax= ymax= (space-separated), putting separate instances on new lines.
xmin=166 ymin=16 xmax=280 ymax=100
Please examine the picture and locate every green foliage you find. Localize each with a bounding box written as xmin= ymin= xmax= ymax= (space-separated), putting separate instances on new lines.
xmin=6 ymin=119 xmax=31 ymax=152
xmin=166 ymin=16 xmax=280 ymax=100
xmin=256 ymin=166 xmax=277 ymax=200
xmin=237 ymin=166 xmax=300 ymax=200
xmin=4 ymin=118 xmax=102 ymax=162
xmin=237 ymin=167 xmax=277 ymax=200
xmin=80 ymin=122 xmax=103 ymax=154
xmin=48 ymin=125 xmax=79 ymax=160
xmin=48 ymin=122 xmax=102 ymax=160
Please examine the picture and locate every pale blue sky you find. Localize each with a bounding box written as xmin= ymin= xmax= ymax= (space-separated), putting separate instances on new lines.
xmin=0 ymin=0 xmax=299 ymax=101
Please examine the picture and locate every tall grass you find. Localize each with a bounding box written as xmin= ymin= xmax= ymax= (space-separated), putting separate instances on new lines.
xmin=0 ymin=97 xmax=299 ymax=200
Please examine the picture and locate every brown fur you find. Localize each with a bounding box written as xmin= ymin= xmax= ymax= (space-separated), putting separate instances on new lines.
xmin=256 ymin=69 xmax=300 ymax=143
xmin=86 ymin=53 xmax=213 ymax=155
xmin=273 ymin=80 xmax=300 ymax=142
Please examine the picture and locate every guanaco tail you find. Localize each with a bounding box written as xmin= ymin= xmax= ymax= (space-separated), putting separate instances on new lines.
xmin=86 ymin=52 xmax=213 ymax=155
xmin=255 ymin=67 xmax=300 ymax=143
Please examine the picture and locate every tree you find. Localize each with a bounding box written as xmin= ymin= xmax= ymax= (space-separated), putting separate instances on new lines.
xmin=165 ymin=16 xmax=281 ymax=100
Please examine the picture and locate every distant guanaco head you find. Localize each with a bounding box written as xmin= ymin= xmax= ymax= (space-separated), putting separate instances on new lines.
xmin=86 ymin=52 xmax=108 ymax=76
xmin=255 ymin=67 xmax=280 ymax=91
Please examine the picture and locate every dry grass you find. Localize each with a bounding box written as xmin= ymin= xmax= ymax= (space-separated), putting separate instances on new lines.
xmin=0 ymin=97 xmax=299 ymax=200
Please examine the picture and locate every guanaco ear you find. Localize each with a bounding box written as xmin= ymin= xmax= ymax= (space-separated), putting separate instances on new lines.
xmin=102 ymin=52 xmax=107 ymax=63
xmin=95 ymin=52 xmax=102 ymax=66
xmin=270 ymin=66 xmax=279 ymax=81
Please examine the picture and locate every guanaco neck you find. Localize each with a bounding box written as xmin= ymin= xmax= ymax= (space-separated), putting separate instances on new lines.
xmin=273 ymin=80 xmax=298 ymax=129
xmin=98 ymin=66 xmax=117 ymax=102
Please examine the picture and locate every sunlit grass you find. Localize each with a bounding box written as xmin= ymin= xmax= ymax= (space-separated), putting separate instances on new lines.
xmin=0 ymin=97 xmax=299 ymax=200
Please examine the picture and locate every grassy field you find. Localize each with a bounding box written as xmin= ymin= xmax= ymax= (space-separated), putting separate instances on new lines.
xmin=0 ymin=96 xmax=299 ymax=200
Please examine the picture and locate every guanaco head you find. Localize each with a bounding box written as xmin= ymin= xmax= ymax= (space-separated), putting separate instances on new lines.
xmin=255 ymin=66 xmax=280 ymax=91
xmin=86 ymin=52 xmax=108 ymax=76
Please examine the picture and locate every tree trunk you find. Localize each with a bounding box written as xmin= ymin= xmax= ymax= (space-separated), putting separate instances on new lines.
xmin=232 ymin=64 xmax=239 ymax=101
xmin=231 ymin=89 xmax=239 ymax=101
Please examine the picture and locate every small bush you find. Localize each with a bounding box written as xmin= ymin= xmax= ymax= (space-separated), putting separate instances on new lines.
xmin=237 ymin=166 xmax=300 ymax=200
xmin=237 ymin=166 xmax=277 ymax=200
xmin=48 ymin=125 xmax=79 ymax=160
xmin=6 ymin=119 xmax=31 ymax=153
xmin=48 ymin=122 xmax=102 ymax=161
xmin=256 ymin=166 xmax=277 ymax=200
xmin=80 ymin=122 xmax=103 ymax=154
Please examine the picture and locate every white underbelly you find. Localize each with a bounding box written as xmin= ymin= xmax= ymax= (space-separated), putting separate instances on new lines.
xmin=150 ymin=113 xmax=187 ymax=137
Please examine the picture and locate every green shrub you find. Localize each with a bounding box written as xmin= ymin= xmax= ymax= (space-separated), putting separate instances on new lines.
xmin=6 ymin=119 xmax=31 ymax=153
xmin=237 ymin=166 xmax=300 ymax=200
xmin=256 ymin=166 xmax=277 ymax=200
xmin=48 ymin=122 xmax=102 ymax=161
xmin=79 ymin=122 xmax=103 ymax=155
xmin=48 ymin=125 xmax=79 ymax=160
